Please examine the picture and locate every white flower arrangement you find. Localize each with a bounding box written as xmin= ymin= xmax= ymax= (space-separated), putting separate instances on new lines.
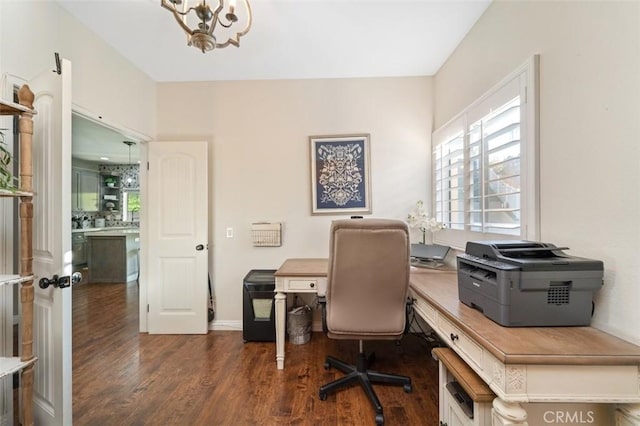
xmin=407 ymin=200 xmax=443 ymax=244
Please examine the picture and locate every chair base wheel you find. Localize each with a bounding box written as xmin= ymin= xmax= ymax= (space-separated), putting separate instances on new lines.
xmin=319 ymin=351 xmax=409 ymax=426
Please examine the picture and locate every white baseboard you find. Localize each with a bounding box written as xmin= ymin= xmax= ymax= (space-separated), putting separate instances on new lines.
xmin=207 ymin=320 xmax=323 ymax=333
xmin=209 ymin=320 xmax=242 ymax=331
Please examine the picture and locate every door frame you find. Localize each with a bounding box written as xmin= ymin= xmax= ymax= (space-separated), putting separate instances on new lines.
xmin=70 ymin=105 xmax=151 ymax=331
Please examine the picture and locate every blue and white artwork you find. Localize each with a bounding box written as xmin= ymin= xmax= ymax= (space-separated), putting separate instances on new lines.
xmin=310 ymin=134 xmax=371 ymax=215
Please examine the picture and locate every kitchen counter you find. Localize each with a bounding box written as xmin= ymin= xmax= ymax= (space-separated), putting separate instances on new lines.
xmin=84 ymin=228 xmax=139 ymax=236
xmin=86 ymin=230 xmax=140 ymax=283
xmin=73 ymin=226 xmax=137 ymax=234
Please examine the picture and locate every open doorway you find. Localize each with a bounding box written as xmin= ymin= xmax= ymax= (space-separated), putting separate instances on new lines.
xmin=71 ymin=112 xmax=143 ymax=286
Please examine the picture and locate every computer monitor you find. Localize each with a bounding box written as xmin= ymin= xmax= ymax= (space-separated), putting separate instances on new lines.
xmin=410 ymin=243 xmax=451 ymax=268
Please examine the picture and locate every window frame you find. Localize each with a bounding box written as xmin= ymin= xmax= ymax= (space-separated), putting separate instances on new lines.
xmin=122 ymin=189 xmax=140 ymax=222
xmin=432 ymin=55 xmax=540 ymax=250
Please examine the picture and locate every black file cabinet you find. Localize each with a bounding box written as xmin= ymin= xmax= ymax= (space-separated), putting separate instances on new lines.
xmin=243 ymin=269 xmax=277 ymax=342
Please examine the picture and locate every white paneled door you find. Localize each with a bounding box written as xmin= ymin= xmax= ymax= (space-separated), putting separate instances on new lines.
xmin=147 ymin=141 xmax=208 ymax=334
xmin=30 ymin=59 xmax=73 ymax=425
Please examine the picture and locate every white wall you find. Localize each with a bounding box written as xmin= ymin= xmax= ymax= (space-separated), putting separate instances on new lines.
xmin=0 ymin=1 xmax=155 ymax=138
xmin=156 ymin=77 xmax=433 ymax=326
xmin=434 ymin=0 xmax=640 ymax=344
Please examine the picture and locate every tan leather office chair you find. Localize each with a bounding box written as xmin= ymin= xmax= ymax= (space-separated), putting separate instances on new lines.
xmin=319 ymin=219 xmax=412 ymax=426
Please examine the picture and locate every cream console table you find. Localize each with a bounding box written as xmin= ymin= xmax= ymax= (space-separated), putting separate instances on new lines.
xmin=274 ymin=258 xmax=328 ymax=370
xmin=409 ymin=268 xmax=640 ymax=425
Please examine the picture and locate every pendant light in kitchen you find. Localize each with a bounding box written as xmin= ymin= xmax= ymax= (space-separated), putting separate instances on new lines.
xmin=123 ymin=141 xmax=135 ymax=186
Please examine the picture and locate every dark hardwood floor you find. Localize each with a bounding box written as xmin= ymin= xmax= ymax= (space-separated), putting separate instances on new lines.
xmin=72 ymin=281 xmax=440 ymax=425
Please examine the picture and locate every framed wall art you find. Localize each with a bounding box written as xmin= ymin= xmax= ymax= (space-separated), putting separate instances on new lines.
xmin=309 ymin=134 xmax=371 ymax=215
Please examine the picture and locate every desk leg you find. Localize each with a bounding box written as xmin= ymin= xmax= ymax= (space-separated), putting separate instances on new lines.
xmin=492 ymin=398 xmax=527 ymax=425
xmin=275 ymin=291 xmax=286 ymax=370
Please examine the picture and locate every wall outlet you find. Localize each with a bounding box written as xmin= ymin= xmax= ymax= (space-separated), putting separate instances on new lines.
xmin=226 ymin=227 xmax=233 ymax=238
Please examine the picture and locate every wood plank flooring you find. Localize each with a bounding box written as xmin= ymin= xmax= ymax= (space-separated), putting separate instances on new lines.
xmin=72 ymin=281 xmax=440 ymax=425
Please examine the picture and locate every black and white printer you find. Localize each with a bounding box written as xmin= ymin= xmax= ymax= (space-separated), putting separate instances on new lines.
xmin=457 ymin=240 xmax=603 ymax=327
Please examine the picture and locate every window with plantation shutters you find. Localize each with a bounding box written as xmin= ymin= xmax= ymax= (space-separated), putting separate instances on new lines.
xmin=432 ymin=56 xmax=539 ymax=249
xmin=469 ymin=96 xmax=521 ymax=235
xmin=433 ymin=127 xmax=464 ymax=231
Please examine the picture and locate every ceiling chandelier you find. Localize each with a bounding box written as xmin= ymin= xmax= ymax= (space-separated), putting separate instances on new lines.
xmin=161 ymin=0 xmax=252 ymax=53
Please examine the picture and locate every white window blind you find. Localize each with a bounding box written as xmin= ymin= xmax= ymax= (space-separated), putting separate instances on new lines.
xmin=433 ymin=124 xmax=464 ymax=231
xmin=432 ymin=56 xmax=539 ymax=249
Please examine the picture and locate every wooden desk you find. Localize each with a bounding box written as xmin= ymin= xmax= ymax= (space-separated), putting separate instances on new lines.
xmin=409 ymin=267 xmax=640 ymax=425
xmin=273 ymin=259 xmax=640 ymax=424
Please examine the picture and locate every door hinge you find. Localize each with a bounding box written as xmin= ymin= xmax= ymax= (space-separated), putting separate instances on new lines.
xmin=147 ymin=161 xmax=149 ymax=171
xmin=147 ymin=304 xmax=150 ymax=313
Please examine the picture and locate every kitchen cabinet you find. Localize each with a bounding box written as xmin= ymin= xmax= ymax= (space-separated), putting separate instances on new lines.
xmin=72 ymin=231 xmax=88 ymax=266
xmin=100 ymin=173 xmax=120 ymax=212
xmin=88 ymin=235 xmax=125 ymax=282
xmin=72 ymin=168 xmax=99 ymax=211
xmin=86 ymin=230 xmax=139 ymax=283
xmin=0 ymin=85 xmax=37 ymax=425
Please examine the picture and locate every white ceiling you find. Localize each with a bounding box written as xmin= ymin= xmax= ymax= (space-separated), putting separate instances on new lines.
xmin=63 ymin=0 xmax=491 ymax=161
xmin=72 ymin=114 xmax=141 ymax=164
